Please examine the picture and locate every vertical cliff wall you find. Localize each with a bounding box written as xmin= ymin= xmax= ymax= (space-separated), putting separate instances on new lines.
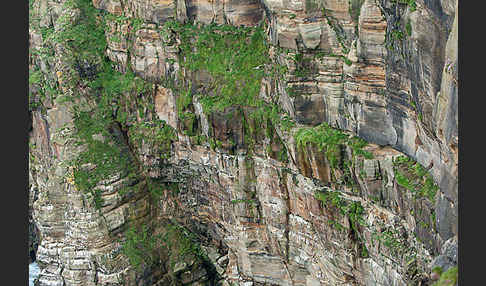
xmin=28 ymin=0 xmax=458 ymax=285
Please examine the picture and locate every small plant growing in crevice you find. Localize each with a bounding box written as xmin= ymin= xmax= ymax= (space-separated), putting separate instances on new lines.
xmin=314 ymin=189 xmax=368 ymax=256
xmin=406 ymin=20 xmax=412 ymax=36
xmin=129 ymin=119 xmax=177 ymax=160
xmin=393 ymin=156 xmax=439 ymax=202
xmin=408 ymin=0 xmax=417 ymax=12
xmin=293 ymin=52 xmax=314 ymax=77
xmin=295 ymin=122 xmax=373 ymax=170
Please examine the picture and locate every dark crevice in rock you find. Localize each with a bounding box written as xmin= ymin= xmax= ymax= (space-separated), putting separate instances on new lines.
xmin=280 ymin=170 xmax=291 ymax=263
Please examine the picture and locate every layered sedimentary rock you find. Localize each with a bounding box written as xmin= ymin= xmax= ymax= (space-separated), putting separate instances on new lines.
xmin=29 ymin=0 xmax=458 ymax=285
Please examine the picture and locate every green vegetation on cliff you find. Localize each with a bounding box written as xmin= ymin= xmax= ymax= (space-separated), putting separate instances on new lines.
xmin=187 ymin=25 xmax=268 ymax=113
xmin=121 ymin=222 xmax=210 ymax=274
xmin=43 ymin=2 xmax=205 ymax=274
xmin=129 ymin=120 xmax=177 ymax=160
xmin=393 ymin=155 xmax=439 ymax=202
xmin=431 ymin=266 xmax=458 ymax=286
xmin=406 ymin=20 xmax=412 ymax=36
xmin=161 ymin=21 xmax=269 ymax=113
xmin=296 ymin=122 xmax=373 ymax=169
xmin=314 ymin=189 xmax=369 ymax=257
xmin=41 ymin=0 xmax=177 ymax=209
xmin=122 ymin=224 xmax=160 ymax=271
xmin=71 ymin=60 xmax=179 ymax=208
xmin=315 ymin=190 xmax=366 ymax=232
xmin=161 ymin=20 xmax=294 ymax=157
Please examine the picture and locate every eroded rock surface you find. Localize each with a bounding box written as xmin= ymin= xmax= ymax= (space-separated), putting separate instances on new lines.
xmin=29 ymin=0 xmax=458 ymax=285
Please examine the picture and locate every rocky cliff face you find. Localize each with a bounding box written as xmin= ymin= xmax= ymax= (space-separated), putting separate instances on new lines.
xmin=28 ymin=0 xmax=458 ymax=285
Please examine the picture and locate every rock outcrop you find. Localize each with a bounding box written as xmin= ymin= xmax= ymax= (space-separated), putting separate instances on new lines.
xmin=29 ymin=0 xmax=458 ymax=285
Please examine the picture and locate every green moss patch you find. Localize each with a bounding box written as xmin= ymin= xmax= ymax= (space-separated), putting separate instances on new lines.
xmin=296 ymin=122 xmax=373 ymax=169
xmin=431 ymin=266 xmax=458 ymax=286
xmin=393 ymin=156 xmax=439 ymax=202
xmin=171 ymin=22 xmax=269 ymax=113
